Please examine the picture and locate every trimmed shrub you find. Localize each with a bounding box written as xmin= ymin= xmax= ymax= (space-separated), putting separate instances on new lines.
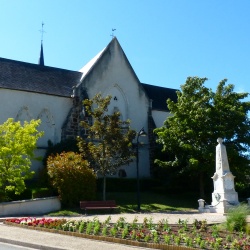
xmin=47 ymin=152 xmax=96 ymax=207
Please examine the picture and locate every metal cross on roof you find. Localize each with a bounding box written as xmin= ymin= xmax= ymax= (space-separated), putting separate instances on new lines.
xmin=39 ymin=22 xmax=46 ymax=42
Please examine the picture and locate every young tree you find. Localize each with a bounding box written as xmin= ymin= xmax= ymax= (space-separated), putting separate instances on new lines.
xmin=0 ymin=118 xmax=43 ymax=200
xmin=78 ymin=93 xmax=136 ymax=200
xmin=155 ymin=77 xmax=250 ymax=197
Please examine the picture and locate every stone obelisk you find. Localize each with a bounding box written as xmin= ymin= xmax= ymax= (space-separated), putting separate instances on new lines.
xmin=210 ymin=138 xmax=239 ymax=213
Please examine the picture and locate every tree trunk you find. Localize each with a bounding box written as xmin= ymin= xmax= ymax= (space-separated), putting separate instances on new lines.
xmin=102 ymin=176 xmax=106 ymax=201
xmin=199 ymin=172 xmax=205 ymax=198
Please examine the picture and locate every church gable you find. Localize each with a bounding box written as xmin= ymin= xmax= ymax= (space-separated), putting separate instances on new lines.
xmin=78 ymin=37 xmax=145 ymax=95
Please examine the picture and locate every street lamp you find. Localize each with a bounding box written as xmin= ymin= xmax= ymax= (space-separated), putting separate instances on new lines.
xmin=136 ymin=127 xmax=147 ymax=212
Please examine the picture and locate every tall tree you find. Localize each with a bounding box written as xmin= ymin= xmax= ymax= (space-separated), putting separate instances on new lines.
xmin=155 ymin=77 xmax=250 ymax=197
xmin=0 ymin=118 xmax=43 ymax=200
xmin=78 ymin=93 xmax=136 ymax=200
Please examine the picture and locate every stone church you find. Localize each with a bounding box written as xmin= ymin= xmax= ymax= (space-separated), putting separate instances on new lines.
xmin=0 ymin=37 xmax=177 ymax=178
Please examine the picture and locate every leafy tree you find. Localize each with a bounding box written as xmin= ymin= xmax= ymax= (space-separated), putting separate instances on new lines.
xmin=47 ymin=152 xmax=96 ymax=206
xmin=155 ymin=77 xmax=250 ymax=198
xmin=78 ymin=93 xmax=136 ymax=200
xmin=0 ymin=118 xmax=43 ymax=200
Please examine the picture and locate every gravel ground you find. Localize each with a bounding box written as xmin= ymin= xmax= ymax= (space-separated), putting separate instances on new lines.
xmin=53 ymin=211 xmax=228 ymax=224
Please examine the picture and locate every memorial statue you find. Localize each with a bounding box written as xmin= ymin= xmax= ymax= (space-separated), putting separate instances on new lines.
xmin=210 ymin=138 xmax=239 ymax=213
xmin=199 ymin=138 xmax=239 ymax=213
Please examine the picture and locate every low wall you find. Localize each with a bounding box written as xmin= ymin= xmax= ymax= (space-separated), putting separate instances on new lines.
xmin=0 ymin=197 xmax=61 ymax=216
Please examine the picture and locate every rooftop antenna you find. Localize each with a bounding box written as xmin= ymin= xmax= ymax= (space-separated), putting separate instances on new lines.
xmin=38 ymin=22 xmax=45 ymax=66
xmin=111 ymin=28 xmax=116 ymax=38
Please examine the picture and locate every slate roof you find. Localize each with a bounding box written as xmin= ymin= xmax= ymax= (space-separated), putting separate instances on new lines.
xmin=0 ymin=57 xmax=82 ymax=97
xmin=141 ymin=83 xmax=178 ymax=111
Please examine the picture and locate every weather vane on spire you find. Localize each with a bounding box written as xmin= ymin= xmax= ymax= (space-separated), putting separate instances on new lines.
xmin=111 ymin=28 xmax=116 ymax=38
xmin=39 ymin=22 xmax=46 ymax=43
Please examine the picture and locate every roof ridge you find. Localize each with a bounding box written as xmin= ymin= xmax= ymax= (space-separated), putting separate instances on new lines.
xmin=141 ymin=83 xmax=179 ymax=91
xmin=0 ymin=57 xmax=81 ymax=74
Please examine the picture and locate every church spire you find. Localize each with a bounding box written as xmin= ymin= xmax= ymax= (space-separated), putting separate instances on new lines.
xmin=38 ymin=22 xmax=45 ymax=66
xmin=38 ymin=42 xmax=44 ymax=66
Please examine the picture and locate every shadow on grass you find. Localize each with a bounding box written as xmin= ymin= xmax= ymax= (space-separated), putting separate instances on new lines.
xmin=47 ymin=192 xmax=198 ymax=216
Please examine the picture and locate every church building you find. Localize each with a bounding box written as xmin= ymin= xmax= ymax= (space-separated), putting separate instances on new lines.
xmin=0 ymin=37 xmax=177 ymax=178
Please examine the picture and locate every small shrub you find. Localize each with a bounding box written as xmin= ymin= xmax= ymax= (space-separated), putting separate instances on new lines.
xmin=173 ymin=235 xmax=181 ymax=246
xmin=144 ymin=233 xmax=151 ymax=242
xmin=226 ymin=204 xmax=249 ymax=232
xmin=47 ymin=152 xmax=96 ymax=207
xmin=110 ymin=226 xmax=118 ymax=237
xmin=102 ymin=226 xmax=108 ymax=236
xmin=86 ymin=221 xmax=93 ymax=234
xmin=164 ymin=235 xmax=171 ymax=244
xmin=121 ymin=226 xmax=129 ymax=239
xmin=199 ymin=239 xmax=206 ymax=249
xmin=79 ymin=221 xmax=85 ymax=233
xmin=211 ymin=225 xmax=219 ymax=238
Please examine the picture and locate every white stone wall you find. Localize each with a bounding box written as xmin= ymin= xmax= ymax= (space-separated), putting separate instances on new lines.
xmin=0 ymin=88 xmax=72 ymax=172
xmin=0 ymin=197 xmax=61 ymax=216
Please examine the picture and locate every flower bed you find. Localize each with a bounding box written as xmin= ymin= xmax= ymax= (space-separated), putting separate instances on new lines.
xmin=4 ymin=216 xmax=250 ymax=250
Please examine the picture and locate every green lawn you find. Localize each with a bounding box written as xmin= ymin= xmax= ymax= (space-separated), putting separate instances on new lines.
xmin=105 ymin=192 xmax=198 ymax=212
xmin=48 ymin=192 xmax=198 ymax=216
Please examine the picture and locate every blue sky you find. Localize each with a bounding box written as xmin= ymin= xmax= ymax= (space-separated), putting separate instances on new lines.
xmin=1 ymin=0 xmax=250 ymax=101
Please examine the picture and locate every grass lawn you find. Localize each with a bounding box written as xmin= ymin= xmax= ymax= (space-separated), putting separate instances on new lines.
xmin=47 ymin=191 xmax=198 ymax=216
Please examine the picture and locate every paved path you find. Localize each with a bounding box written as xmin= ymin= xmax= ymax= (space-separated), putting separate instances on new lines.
xmin=0 ymin=212 xmax=233 ymax=250
xmin=0 ymin=242 xmax=37 ymax=250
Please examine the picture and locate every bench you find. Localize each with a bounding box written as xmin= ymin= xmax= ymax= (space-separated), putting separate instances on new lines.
xmin=80 ymin=200 xmax=118 ymax=215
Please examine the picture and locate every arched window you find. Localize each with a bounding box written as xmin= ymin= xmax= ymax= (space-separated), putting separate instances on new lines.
xmin=15 ymin=106 xmax=33 ymax=123
xmin=37 ymin=109 xmax=55 ymax=147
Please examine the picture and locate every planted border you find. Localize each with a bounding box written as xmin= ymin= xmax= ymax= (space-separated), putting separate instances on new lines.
xmin=4 ymin=217 xmax=250 ymax=250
